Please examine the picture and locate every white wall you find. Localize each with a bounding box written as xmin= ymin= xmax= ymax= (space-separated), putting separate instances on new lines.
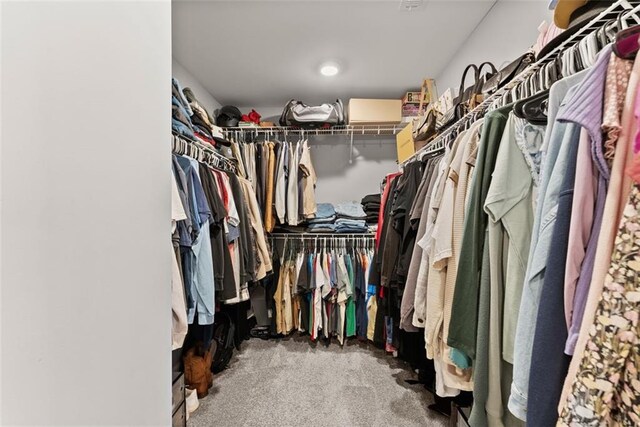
xmin=310 ymin=136 xmax=398 ymax=203
xmin=173 ymin=58 xmax=222 ymax=114
xmin=1 ymin=1 xmax=171 ymax=425
xmin=436 ymin=0 xmax=552 ymax=95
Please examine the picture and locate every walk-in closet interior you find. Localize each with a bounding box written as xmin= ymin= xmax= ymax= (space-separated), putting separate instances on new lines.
xmin=2 ymin=0 xmax=640 ymax=426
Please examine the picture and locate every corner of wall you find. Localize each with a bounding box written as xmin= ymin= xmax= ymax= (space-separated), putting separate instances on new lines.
xmin=172 ymin=58 xmax=222 ymax=113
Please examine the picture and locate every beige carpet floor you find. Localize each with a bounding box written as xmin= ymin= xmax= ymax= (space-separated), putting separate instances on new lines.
xmin=188 ymin=336 xmax=449 ymax=427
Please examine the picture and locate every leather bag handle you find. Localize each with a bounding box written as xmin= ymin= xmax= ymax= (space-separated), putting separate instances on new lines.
xmin=478 ymin=61 xmax=498 ymax=76
xmin=458 ymin=64 xmax=480 ymax=99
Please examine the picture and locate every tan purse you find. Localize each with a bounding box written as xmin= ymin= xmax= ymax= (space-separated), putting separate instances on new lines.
xmin=412 ymin=105 xmax=440 ymax=142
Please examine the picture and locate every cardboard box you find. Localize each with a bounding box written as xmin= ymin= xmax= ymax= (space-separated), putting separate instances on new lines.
xmin=348 ymin=99 xmax=402 ymax=125
xmin=401 ymin=116 xmax=419 ymax=124
xmin=402 ymin=103 xmax=421 ymax=117
xmin=403 ymin=91 xmax=425 ymax=105
xmin=396 ymin=123 xmax=415 ymax=163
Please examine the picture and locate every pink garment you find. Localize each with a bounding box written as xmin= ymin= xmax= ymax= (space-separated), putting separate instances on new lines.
xmin=627 ymin=153 xmax=640 ymax=183
xmin=635 ymin=83 xmax=640 ymax=154
xmin=375 ymin=172 xmax=401 ymax=249
xmin=603 ymin=56 xmax=634 ymax=165
xmin=563 ymin=129 xmax=597 ymax=329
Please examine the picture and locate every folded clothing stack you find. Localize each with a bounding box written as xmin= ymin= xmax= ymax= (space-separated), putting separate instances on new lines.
xmin=172 ymin=78 xmax=196 ymax=140
xmin=335 ymin=218 xmax=368 ymax=233
xmin=334 ymin=202 xmax=366 ymax=219
xmin=307 ymin=223 xmax=337 ymax=232
xmin=361 ymin=194 xmax=381 ymax=224
xmin=307 ymin=203 xmax=336 ymax=225
xmin=334 ymin=202 xmax=368 ymax=233
xmin=305 ymin=201 xmax=371 ymax=233
xmin=306 ymin=203 xmax=337 ymax=232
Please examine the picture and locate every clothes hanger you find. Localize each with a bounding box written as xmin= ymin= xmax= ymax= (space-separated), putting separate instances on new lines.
xmin=614 ymin=25 xmax=640 ymax=58
xmin=573 ymin=44 xmax=584 ymax=73
xmin=586 ymin=31 xmax=600 ymax=65
xmin=547 ymin=58 xmax=561 ymax=88
xmin=613 ymin=8 xmax=640 ymax=59
xmin=514 ymin=89 xmax=550 ymax=124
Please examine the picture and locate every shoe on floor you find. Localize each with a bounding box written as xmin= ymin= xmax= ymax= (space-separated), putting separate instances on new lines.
xmin=185 ymin=387 xmax=199 ymax=420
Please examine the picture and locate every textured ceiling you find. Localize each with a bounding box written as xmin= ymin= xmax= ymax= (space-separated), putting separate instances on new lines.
xmin=172 ymin=0 xmax=498 ymax=107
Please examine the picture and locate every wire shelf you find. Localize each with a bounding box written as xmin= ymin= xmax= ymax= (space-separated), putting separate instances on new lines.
xmin=268 ymin=232 xmax=375 ymax=239
xmin=222 ymin=124 xmax=407 ymax=137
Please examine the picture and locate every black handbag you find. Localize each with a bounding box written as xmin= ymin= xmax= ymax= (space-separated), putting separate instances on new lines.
xmin=482 ymin=52 xmax=535 ymax=96
xmin=437 ymin=64 xmax=478 ymax=131
xmin=438 ymin=62 xmax=495 ymax=131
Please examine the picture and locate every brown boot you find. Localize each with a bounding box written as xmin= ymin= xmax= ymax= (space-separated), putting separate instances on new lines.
xmin=183 ymin=346 xmax=208 ymax=398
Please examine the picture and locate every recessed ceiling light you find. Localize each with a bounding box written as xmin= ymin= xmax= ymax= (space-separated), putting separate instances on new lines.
xmin=399 ymin=0 xmax=424 ymax=11
xmin=320 ymin=63 xmax=339 ymax=77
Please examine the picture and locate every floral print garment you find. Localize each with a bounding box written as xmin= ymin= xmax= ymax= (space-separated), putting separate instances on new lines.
xmin=558 ymin=184 xmax=640 ymax=426
xmin=602 ymin=55 xmax=633 ymax=167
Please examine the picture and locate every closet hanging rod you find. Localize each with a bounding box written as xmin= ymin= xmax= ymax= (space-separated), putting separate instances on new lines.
xmin=268 ymin=233 xmax=375 ymax=239
xmin=401 ymin=0 xmax=640 ymax=166
xmin=222 ymin=124 xmax=407 ymax=137
xmin=172 ymin=133 xmax=237 ymax=173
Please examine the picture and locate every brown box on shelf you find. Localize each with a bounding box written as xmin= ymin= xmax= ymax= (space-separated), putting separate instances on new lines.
xmin=402 ymin=103 xmax=421 ymax=117
xmin=401 ymin=116 xmax=418 ymax=124
xmin=396 ymin=123 xmax=415 ymax=163
xmin=348 ymin=99 xmax=402 ymax=125
xmin=403 ymin=91 xmax=425 ymax=105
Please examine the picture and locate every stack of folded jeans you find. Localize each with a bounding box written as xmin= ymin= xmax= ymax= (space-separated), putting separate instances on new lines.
xmin=306 ymin=203 xmax=337 ymax=232
xmin=307 ymin=222 xmax=337 ymax=232
xmin=361 ymin=194 xmax=381 ymax=224
xmin=335 ymin=218 xmax=367 ymax=233
xmin=334 ymin=202 xmax=368 ymax=233
xmin=305 ymin=201 xmax=370 ymax=233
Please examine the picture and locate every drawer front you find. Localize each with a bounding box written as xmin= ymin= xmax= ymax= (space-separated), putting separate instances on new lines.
xmin=172 ymin=401 xmax=186 ymax=427
xmin=172 ymin=373 xmax=185 ymax=415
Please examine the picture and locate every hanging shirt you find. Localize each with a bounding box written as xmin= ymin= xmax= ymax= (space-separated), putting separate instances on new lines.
xmin=175 ymin=156 xmax=214 ymax=324
xmin=558 ymin=184 xmax=640 ymax=426
xmin=412 ymin=154 xmax=448 ymax=330
xmin=299 ymin=140 xmax=318 ymax=218
xmin=172 ymin=156 xmax=194 ymax=246
xmin=264 ymin=141 xmax=276 ymax=232
xmin=345 ymin=254 xmax=356 ymax=338
xmin=286 ymin=141 xmax=300 ymax=225
xmin=447 ymin=105 xmax=512 ymax=362
xmin=508 ymin=69 xmax=589 ymax=422
xmin=239 ymin=177 xmax=272 ymax=280
xmin=275 ymin=141 xmax=288 ymax=224
xmin=558 ymin=48 xmax=640 ymax=414
xmin=187 ymin=159 xmax=215 ymax=325
xmin=198 ymin=165 xmax=233 ymax=298
xmin=484 ymin=115 xmax=541 ymax=364
xmin=336 ymin=255 xmax=350 ymax=345
xmin=313 ymin=251 xmax=327 ymax=339
xmin=478 ymin=114 xmax=539 ymax=425
xmin=171 ymin=174 xmax=188 ymax=350
xmin=401 ymin=154 xmax=442 ymax=332
xmin=558 ymin=48 xmax=618 ymax=356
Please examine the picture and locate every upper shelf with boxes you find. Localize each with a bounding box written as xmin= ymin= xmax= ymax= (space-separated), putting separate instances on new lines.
xmin=218 ymin=78 xmax=441 ymax=166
